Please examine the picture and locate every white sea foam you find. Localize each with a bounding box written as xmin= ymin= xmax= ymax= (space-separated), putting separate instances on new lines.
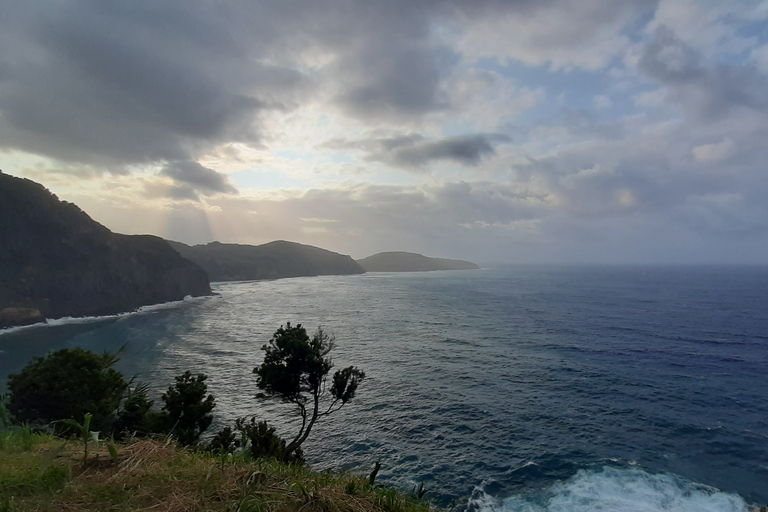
xmin=0 ymin=294 xmax=216 ymax=336
xmin=471 ymin=467 xmax=749 ymax=512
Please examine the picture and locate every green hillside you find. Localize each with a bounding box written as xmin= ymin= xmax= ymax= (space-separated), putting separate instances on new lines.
xmin=168 ymin=240 xmax=364 ymax=282
xmin=0 ymin=172 xmax=211 ymax=328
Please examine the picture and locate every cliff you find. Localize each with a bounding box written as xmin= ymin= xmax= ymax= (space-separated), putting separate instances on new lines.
xmin=0 ymin=173 xmax=211 ymax=328
xmin=167 ymin=240 xmax=364 ymax=282
xmin=356 ymin=251 xmax=479 ymax=272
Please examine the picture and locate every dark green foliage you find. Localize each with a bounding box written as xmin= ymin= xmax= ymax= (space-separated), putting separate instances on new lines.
xmin=369 ymin=461 xmax=381 ymax=487
xmin=207 ymin=426 xmax=238 ymax=455
xmin=332 ymin=366 xmax=364 ymax=402
xmin=254 ymin=323 xmax=365 ymax=453
xmin=255 ymin=323 xmax=332 ymax=401
xmin=412 ymin=482 xmax=427 ymax=500
xmin=0 ymin=394 xmax=10 ymax=430
xmin=21 ymin=426 xmax=32 ymax=451
xmin=5 ymin=348 xmax=219 ymax=446
xmin=235 ymin=417 xmax=304 ymax=464
xmin=115 ymin=383 xmax=155 ymax=438
xmin=57 ymin=413 xmax=94 ymax=466
xmin=7 ymin=348 xmax=128 ymax=433
xmin=158 ymin=371 xmax=215 ymax=446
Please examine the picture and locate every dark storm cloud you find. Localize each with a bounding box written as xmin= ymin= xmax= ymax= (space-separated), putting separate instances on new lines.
xmin=0 ymin=0 xmax=462 ymax=170
xmin=166 ymin=185 xmax=202 ymax=202
xmin=640 ymin=26 xmax=768 ymax=121
xmin=379 ymin=133 xmax=511 ymax=168
xmin=160 ymin=160 xmax=237 ymax=196
xmin=0 ymin=1 xmax=313 ymax=170
xmin=322 ymin=132 xmax=510 ymax=170
xmin=0 ymin=0 xmax=654 ymax=173
xmin=330 ymin=28 xmax=456 ymax=120
xmin=638 ymin=26 xmax=704 ymax=84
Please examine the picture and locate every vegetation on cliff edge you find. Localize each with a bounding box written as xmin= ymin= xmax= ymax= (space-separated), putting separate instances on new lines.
xmin=0 ymin=430 xmax=433 ymax=512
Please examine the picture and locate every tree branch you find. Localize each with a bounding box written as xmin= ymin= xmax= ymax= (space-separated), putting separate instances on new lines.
xmin=289 ymin=400 xmax=308 ymax=447
xmin=319 ymin=399 xmax=347 ymax=417
xmin=320 ymin=397 xmax=341 ymax=417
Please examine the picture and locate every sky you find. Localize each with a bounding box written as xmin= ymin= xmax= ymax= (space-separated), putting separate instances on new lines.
xmin=2 ymin=0 xmax=768 ymax=264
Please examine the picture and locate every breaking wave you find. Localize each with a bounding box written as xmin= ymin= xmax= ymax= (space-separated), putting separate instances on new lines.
xmin=470 ymin=467 xmax=749 ymax=512
xmin=0 ymin=294 xmax=216 ymax=336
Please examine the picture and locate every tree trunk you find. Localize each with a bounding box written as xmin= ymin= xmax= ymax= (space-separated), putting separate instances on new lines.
xmin=286 ymin=391 xmax=319 ymax=454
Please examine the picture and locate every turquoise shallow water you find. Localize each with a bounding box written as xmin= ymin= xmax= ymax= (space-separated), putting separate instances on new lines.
xmin=2 ymin=266 xmax=767 ymax=510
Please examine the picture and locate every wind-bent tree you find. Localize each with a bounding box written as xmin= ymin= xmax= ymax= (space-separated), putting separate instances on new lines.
xmin=254 ymin=323 xmax=365 ymax=456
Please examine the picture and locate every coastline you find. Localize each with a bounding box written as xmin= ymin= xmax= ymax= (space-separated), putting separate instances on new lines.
xmin=0 ymin=294 xmax=218 ymax=336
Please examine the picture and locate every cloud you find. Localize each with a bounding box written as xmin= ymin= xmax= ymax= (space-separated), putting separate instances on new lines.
xmin=639 ymin=26 xmax=768 ymax=122
xmin=328 ymin=23 xmax=455 ymax=122
xmin=593 ymin=95 xmax=614 ymax=109
xmin=56 ymin=151 xmax=768 ymax=264
xmin=160 ymin=160 xmax=238 ymax=197
xmin=4 ymin=1 xmax=768 ymax=264
xmin=647 ymin=0 xmax=762 ymax=58
xmin=442 ymin=68 xmax=546 ymax=129
xmin=196 ymin=180 xmax=556 ymax=260
xmin=456 ymin=0 xmax=656 ymax=70
xmin=322 ymin=132 xmax=511 ymax=170
xmin=677 ymin=193 xmax=768 ymax=235
xmin=751 ymin=43 xmax=768 ymax=74
xmin=0 ymin=1 xmax=510 ymax=169
xmin=531 ymin=109 xmax=627 ymax=141
xmin=0 ymin=0 xmax=670 ymax=175
xmin=639 ymin=26 xmax=705 ymax=84
xmin=0 ymin=1 xmax=314 ymax=169
xmin=368 ymin=134 xmax=511 ymax=169
xmin=159 ymin=176 xmax=768 ymax=263
xmin=0 ymin=0 xmax=678 ymax=174
xmin=504 ymin=109 xmax=768 ymax=227
xmin=633 ymin=88 xmax=669 ymax=107
xmin=691 ymin=138 xmax=734 ymax=163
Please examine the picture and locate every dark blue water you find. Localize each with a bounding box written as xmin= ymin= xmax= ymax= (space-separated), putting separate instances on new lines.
xmin=2 ymin=266 xmax=767 ymax=511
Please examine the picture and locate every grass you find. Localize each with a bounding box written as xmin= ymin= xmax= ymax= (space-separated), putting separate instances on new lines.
xmin=0 ymin=430 xmax=434 ymax=512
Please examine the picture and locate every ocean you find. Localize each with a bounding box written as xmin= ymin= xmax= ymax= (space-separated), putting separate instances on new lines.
xmin=1 ymin=265 xmax=767 ymax=511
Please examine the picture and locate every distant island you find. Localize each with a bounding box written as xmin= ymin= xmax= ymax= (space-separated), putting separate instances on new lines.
xmin=0 ymin=173 xmax=211 ymax=329
xmin=356 ymin=251 xmax=479 ymax=272
xmin=167 ymin=240 xmax=364 ymax=282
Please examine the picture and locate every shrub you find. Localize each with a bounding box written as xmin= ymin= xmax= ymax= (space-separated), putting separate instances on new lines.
xmin=7 ymin=348 xmax=128 ymax=433
xmin=235 ymin=417 xmax=304 ymax=464
xmin=115 ymin=383 xmax=155 ymax=438
xmin=157 ymin=371 xmax=215 ymax=446
xmin=0 ymin=394 xmax=10 ymax=430
xmin=207 ymin=426 xmax=238 ymax=455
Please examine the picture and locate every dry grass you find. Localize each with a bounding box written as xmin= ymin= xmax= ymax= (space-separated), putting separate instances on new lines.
xmin=0 ymin=432 xmax=434 ymax=512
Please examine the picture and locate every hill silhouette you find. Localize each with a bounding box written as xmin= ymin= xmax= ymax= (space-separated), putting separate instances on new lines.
xmin=357 ymin=252 xmax=479 ymax=272
xmin=0 ymin=172 xmax=211 ymax=328
xmin=167 ymin=240 xmax=364 ymax=282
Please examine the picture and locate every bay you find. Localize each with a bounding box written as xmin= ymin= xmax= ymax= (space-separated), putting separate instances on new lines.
xmin=2 ymin=265 xmax=767 ymax=510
